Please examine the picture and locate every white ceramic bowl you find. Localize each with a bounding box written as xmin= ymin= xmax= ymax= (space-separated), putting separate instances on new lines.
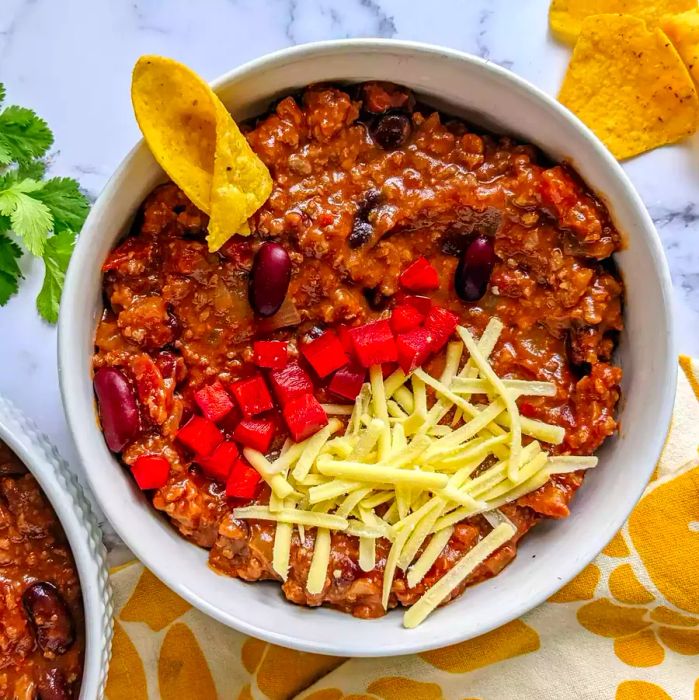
xmin=0 ymin=396 xmax=112 ymax=697
xmin=58 ymin=39 xmax=676 ymax=656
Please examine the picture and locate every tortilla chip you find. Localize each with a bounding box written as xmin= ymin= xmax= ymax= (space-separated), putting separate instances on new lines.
xmin=131 ymin=56 xmax=272 ymax=250
xmin=558 ymin=14 xmax=699 ymax=160
xmin=549 ymin=0 xmax=696 ymax=44
xmin=662 ymin=9 xmax=699 ymax=87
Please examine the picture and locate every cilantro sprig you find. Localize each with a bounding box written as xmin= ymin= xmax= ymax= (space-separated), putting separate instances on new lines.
xmin=0 ymin=83 xmax=90 ymax=322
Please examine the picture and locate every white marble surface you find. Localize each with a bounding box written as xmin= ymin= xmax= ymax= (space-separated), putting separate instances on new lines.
xmin=0 ymin=0 xmax=697 ymax=549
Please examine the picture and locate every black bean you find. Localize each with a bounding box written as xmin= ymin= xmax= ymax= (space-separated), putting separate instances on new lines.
xmin=348 ymin=219 xmax=373 ymax=249
xmin=455 ymin=236 xmax=496 ymax=302
xmin=348 ymin=189 xmax=381 ymax=249
xmin=249 ymin=242 xmax=291 ymax=317
xmin=93 ymin=367 xmax=140 ymax=453
xmin=370 ymin=113 xmax=411 ymax=150
xmin=363 ymin=286 xmax=392 ymax=311
xmin=22 ymin=582 xmax=75 ymax=657
xmin=37 ymin=669 xmax=73 ymax=700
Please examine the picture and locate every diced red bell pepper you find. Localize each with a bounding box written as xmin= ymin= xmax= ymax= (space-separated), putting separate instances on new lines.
xmin=348 ymin=319 xmax=398 ymax=368
xmin=233 ymin=418 xmax=275 ymax=453
xmin=301 ymin=331 xmax=348 ymax=378
xmin=230 ymin=374 xmax=274 ymax=418
xmin=197 ymin=441 xmax=239 ymax=483
xmin=397 ymin=293 xmax=432 ymax=316
xmin=268 ymin=361 xmax=314 ymax=405
xmin=337 ymin=324 xmax=355 ymax=355
xmin=282 ymin=393 xmax=328 ymax=442
xmin=253 ymin=340 xmax=288 ymax=369
xmin=396 ymin=327 xmax=434 ymax=374
xmin=329 ymin=363 xmax=366 ymax=401
xmin=390 ymin=303 xmax=425 ymax=334
xmin=399 ymin=256 xmax=440 ymax=292
xmin=194 ymin=380 xmax=234 ymax=422
xmin=176 ymin=415 xmax=223 ymax=456
xmin=226 ymin=456 xmax=261 ymax=499
xmin=131 ymin=454 xmax=170 ymax=490
xmin=424 ymin=306 xmax=459 ymax=353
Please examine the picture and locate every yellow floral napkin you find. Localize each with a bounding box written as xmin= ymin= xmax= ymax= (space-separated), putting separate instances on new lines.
xmin=105 ymin=357 xmax=699 ymax=700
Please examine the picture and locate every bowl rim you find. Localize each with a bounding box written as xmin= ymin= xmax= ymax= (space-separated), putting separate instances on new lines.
xmin=0 ymin=395 xmax=113 ymax=698
xmin=58 ymin=38 xmax=677 ymax=656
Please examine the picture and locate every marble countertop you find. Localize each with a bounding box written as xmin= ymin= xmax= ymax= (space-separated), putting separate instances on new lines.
xmin=1 ymin=0 xmax=697 ymax=554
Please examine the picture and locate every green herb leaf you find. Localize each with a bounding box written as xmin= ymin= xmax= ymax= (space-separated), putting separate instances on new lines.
xmin=0 ymin=84 xmax=89 ymax=322
xmin=0 ymin=233 xmax=23 ymax=305
xmin=0 ymin=178 xmax=53 ymax=256
xmin=36 ymin=229 xmax=75 ymax=323
xmin=33 ymin=177 xmax=89 ymax=235
xmin=0 ymin=105 xmax=54 ymax=165
xmin=17 ymin=159 xmax=47 ymax=181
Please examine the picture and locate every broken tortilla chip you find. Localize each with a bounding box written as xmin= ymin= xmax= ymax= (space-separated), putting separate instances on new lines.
xmin=662 ymin=9 xmax=699 ymax=87
xmin=131 ymin=55 xmax=272 ymax=251
xmin=558 ymin=14 xmax=699 ymax=160
xmin=549 ymin=0 xmax=696 ymax=45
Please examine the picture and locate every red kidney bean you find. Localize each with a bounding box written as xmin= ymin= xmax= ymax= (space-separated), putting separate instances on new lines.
xmin=22 ymin=582 xmax=75 ymax=657
xmin=93 ymin=367 xmax=140 ymax=452
xmin=249 ymin=242 xmax=291 ymax=317
xmin=455 ymin=235 xmax=496 ymax=302
xmin=37 ymin=669 xmax=72 ymax=700
xmin=370 ymin=113 xmax=411 ymax=150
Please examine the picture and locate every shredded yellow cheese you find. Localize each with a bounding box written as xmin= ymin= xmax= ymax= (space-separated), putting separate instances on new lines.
xmin=231 ymin=316 xmax=601 ymax=626
xmin=307 ymin=528 xmax=331 ymax=594
xmin=403 ymin=523 xmax=516 ymax=628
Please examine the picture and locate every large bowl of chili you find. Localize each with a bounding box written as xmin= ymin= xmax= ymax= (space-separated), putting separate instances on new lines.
xmin=58 ymin=40 xmax=675 ymax=656
xmin=0 ymin=396 xmax=112 ymax=697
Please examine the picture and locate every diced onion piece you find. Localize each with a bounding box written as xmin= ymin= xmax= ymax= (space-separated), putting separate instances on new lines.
xmin=406 ymin=526 xmax=454 ymax=589
xmin=403 ymin=522 xmax=516 ymax=628
xmin=306 ymin=528 xmax=331 ymax=594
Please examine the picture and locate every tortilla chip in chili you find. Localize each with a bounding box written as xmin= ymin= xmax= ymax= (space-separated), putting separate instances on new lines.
xmin=549 ymin=0 xmax=696 ymax=44
xmin=662 ymin=9 xmax=699 ymax=87
xmin=558 ymin=14 xmax=699 ymax=160
xmin=131 ymin=55 xmax=272 ymax=250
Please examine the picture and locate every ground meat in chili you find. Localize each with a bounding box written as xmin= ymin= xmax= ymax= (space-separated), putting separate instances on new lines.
xmin=93 ymin=82 xmax=623 ymax=619
xmin=0 ymin=441 xmax=84 ymax=699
